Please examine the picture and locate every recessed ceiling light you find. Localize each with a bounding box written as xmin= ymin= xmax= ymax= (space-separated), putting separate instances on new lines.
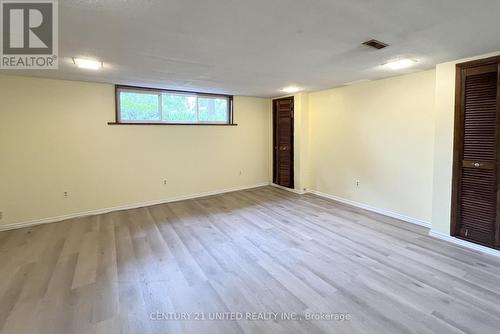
xmin=281 ymin=86 xmax=301 ymax=93
xmin=73 ymin=57 xmax=103 ymax=70
xmin=384 ymin=58 xmax=417 ymax=70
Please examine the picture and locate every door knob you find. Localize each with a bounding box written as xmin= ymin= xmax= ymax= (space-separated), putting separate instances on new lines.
xmin=474 ymin=162 xmax=481 ymax=167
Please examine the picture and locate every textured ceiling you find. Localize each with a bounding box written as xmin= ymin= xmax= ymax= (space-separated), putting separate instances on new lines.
xmin=2 ymin=0 xmax=500 ymax=97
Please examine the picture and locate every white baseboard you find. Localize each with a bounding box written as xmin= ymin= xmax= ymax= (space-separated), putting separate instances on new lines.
xmin=0 ymin=182 xmax=270 ymax=232
xmin=5 ymin=182 xmax=499 ymax=258
xmin=429 ymin=230 xmax=500 ymax=258
xmin=307 ymin=190 xmax=500 ymax=258
xmin=308 ymin=190 xmax=432 ymax=229
xmin=270 ymin=183 xmax=306 ymax=194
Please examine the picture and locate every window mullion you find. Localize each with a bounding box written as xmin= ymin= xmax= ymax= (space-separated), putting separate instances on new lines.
xmin=158 ymin=93 xmax=163 ymax=122
xmin=196 ymin=96 xmax=200 ymax=122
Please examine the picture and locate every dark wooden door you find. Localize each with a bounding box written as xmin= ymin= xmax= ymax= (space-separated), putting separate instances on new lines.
xmin=452 ymin=57 xmax=500 ymax=249
xmin=273 ymin=97 xmax=294 ymax=188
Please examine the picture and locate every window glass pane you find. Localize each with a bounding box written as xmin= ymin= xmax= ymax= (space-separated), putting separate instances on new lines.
xmin=198 ymin=97 xmax=229 ymax=122
xmin=117 ymin=87 xmax=231 ymax=124
xmin=162 ymin=93 xmax=197 ymax=122
xmin=120 ymin=91 xmax=160 ymax=121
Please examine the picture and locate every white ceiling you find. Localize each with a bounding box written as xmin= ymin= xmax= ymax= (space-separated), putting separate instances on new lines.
xmin=2 ymin=0 xmax=500 ymax=97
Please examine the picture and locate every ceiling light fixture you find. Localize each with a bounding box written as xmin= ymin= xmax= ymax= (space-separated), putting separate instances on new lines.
xmin=384 ymin=58 xmax=417 ymax=70
xmin=73 ymin=57 xmax=103 ymax=70
xmin=281 ymin=86 xmax=301 ymax=94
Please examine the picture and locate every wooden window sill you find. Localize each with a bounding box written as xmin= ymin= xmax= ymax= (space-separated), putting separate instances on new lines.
xmin=107 ymin=122 xmax=238 ymax=126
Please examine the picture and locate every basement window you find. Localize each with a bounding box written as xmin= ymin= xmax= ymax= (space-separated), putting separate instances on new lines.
xmin=111 ymin=85 xmax=235 ymax=125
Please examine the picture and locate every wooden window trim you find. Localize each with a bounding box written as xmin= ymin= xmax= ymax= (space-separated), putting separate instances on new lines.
xmin=110 ymin=85 xmax=236 ymax=126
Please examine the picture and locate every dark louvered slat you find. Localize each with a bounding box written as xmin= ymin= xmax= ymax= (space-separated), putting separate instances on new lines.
xmin=462 ymin=71 xmax=497 ymax=162
xmin=273 ymin=96 xmax=294 ymax=189
xmin=459 ymin=167 xmax=497 ymax=244
xmin=460 ymin=68 xmax=498 ymax=245
xmin=454 ymin=61 xmax=500 ymax=249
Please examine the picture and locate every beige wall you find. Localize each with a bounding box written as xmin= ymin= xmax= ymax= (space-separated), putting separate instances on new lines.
xmin=3 ymin=51 xmax=500 ymax=234
xmin=293 ymin=92 xmax=311 ymax=192
xmin=0 ymin=75 xmax=271 ymax=227
xmin=308 ymin=70 xmax=436 ymax=223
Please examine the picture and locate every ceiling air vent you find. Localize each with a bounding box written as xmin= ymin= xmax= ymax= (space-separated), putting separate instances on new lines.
xmin=362 ymin=39 xmax=389 ymax=50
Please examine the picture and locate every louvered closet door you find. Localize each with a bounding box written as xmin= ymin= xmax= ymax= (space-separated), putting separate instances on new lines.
xmin=273 ymin=97 xmax=294 ymax=189
xmin=456 ymin=64 xmax=500 ymax=247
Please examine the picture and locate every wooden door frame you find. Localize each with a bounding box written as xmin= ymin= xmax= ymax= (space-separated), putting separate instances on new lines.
xmin=272 ymin=96 xmax=294 ymax=189
xmin=451 ymin=55 xmax=500 ymax=247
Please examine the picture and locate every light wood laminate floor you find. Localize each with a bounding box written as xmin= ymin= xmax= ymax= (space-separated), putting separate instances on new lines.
xmin=1 ymin=186 xmax=500 ymax=334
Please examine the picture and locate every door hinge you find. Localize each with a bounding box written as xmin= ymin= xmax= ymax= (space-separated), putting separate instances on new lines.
xmin=465 ymin=229 xmax=469 ymax=237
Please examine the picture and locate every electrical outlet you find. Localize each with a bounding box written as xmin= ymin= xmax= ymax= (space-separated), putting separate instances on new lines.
xmin=64 ymin=191 xmax=68 ymax=198
xmin=163 ymin=180 xmax=167 ymax=185
xmin=356 ymin=181 xmax=360 ymax=188
xmin=239 ymin=170 xmax=242 ymax=176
